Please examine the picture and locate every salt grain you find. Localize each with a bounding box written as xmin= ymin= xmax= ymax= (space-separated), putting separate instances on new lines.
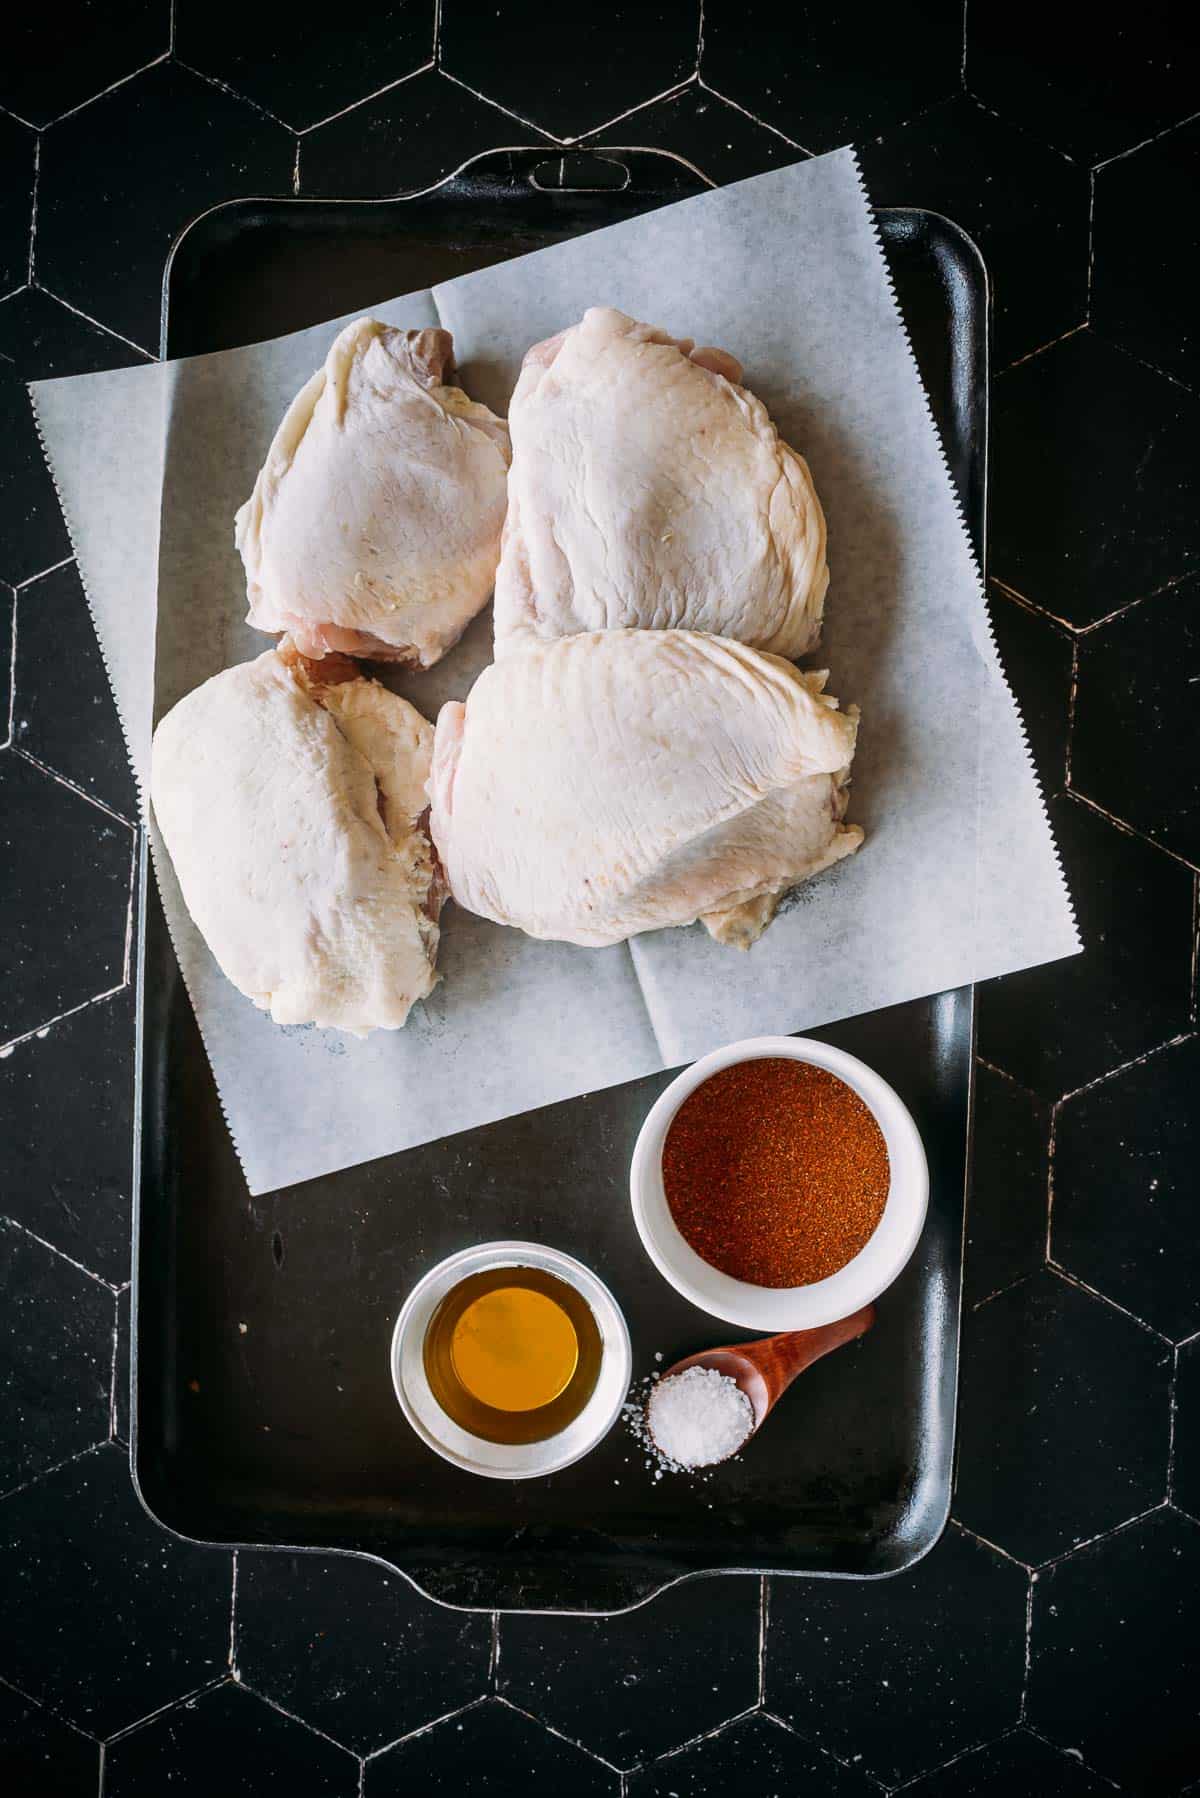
xmin=645 ymin=1366 xmax=754 ymax=1469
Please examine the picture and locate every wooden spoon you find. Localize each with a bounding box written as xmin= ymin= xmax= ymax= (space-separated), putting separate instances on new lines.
xmin=647 ymin=1304 xmax=876 ymax=1462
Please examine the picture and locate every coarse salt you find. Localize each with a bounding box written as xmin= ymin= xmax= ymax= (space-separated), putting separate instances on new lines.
xmin=645 ymin=1366 xmax=754 ymax=1469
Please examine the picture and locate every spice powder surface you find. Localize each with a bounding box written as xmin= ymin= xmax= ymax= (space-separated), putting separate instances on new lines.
xmin=662 ymin=1057 xmax=890 ymax=1287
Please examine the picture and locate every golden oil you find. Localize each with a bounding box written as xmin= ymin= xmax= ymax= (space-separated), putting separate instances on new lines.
xmin=422 ymin=1265 xmax=603 ymax=1445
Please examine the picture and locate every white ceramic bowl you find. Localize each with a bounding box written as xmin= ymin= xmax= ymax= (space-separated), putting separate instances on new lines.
xmin=630 ymin=1036 xmax=929 ymax=1331
xmin=390 ymin=1241 xmax=632 ymax=1480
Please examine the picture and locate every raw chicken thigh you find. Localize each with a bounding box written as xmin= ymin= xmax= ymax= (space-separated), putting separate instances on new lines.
xmin=430 ymin=630 xmax=861 ymax=950
xmin=492 ymin=307 xmax=828 ymax=660
xmin=236 ymin=318 xmax=511 ymax=667
xmin=151 ymin=644 xmax=442 ymax=1033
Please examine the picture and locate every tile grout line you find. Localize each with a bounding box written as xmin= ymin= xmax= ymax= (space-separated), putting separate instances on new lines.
xmin=1063 ymin=786 xmax=1200 ymax=876
xmin=0 ymin=979 xmax=128 ymax=1060
xmin=1033 ymin=1499 xmax=1168 ymax=1576
xmin=37 ymin=52 xmax=172 ymax=131
xmin=228 ymin=1553 xmax=239 ymax=1672
xmin=1095 ymin=327 xmax=1200 ymax=399
xmin=950 ymin=1516 xmax=1032 ymax=1572
xmin=629 ymin=1703 xmax=760 ymax=1775
xmin=0 ymin=1438 xmax=104 ymax=1505
xmin=984 ymin=576 xmax=1080 ymax=638
xmin=578 ymin=76 xmax=698 ymax=146
xmin=0 ymin=1672 xmax=101 ymax=1744
xmin=29 ymin=281 xmax=155 ymax=360
xmin=1020 ymin=1574 xmax=1034 ymax=1720
xmin=122 ymin=827 xmax=139 ymax=986
xmin=695 ymin=0 xmax=706 ymax=72
xmin=439 ymin=68 xmax=567 ymax=144
xmin=102 ymin=1674 xmax=231 ymax=1747
xmin=1046 ymin=1258 xmax=1173 ymax=1344
xmin=487 ymin=1611 xmax=500 ymax=1690
xmin=0 ymin=1213 xmax=123 ymax=1292
xmin=26 ymin=132 xmax=39 ymax=284
xmin=236 ymin=1679 xmax=364 ymax=1762
xmin=493 ymin=1692 xmax=625 ymax=1774
xmin=1052 ymin=1028 xmax=1196 ymax=1111
xmin=15 ymin=555 xmax=76 ymax=591
xmin=291 ymin=137 xmax=301 ymax=197
xmin=11 ymin=744 xmax=136 ymax=829
xmin=5 ymin=583 xmax=17 ymax=749
xmin=973 ymin=1054 xmax=1043 ymax=1103
xmin=363 ymin=1696 xmax=487 ymax=1762
xmin=1063 ymin=638 xmax=1078 ymax=789
xmin=107 ymin=1291 xmax=121 ymax=1440
xmin=1074 ymin=568 xmax=1198 ymax=637
xmin=172 ymin=58 xmax=294 ymax=131
xmin=757 ymin=1574 xmax=769 ymax=1704
xmin=890 ymin=1725 xmax=1020 ymax=1793
xmin=999 ymin=319 xmax=1086 ymax=376
xmin=296 ymin=60 xmax=436 ymax=136
xmin=1045 ymin=1101 xmax=1058 ymax=1262
xmin=969 ymin=1268 xmax=1037 ymax=1315
xmin=1191 ymin=875 xmax=1199 ymax=1027
xmin=1167 ymin=1347 xmax=1180 ymax=1502
xmin=1090 ymin=103 xmax=1200 ymax=175
xmin=695 ymin=76 xmax=809 ymax=150
xmin=432 ymin=0 xmax=442 ymax=65
xmin=1022 ymin=1724 xmax=1124 ymax=1792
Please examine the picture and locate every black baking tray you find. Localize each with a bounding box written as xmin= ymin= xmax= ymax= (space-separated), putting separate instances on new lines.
xmin=133 ymin=148 xmax=987 ymax=1613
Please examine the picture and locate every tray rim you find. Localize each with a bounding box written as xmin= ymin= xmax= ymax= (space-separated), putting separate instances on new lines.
xmin=130 ymin=148 xmax=988 ymax=1614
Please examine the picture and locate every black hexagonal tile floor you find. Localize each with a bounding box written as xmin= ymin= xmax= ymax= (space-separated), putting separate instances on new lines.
xmin=964 ymin=1064 xmax=1051 ymax=1310
xmin=13 ymin=561 xmax=137 ymax=819
xmin=301 ymin=68 xmax=554 ymax=199
xmin=0 ymin=3 xmax=169 ymax=130
xmin=1093 ymin=115 xmax=1200 ymax=394
xmin=956 ymin=1270 xmax=1171 ymax=1566
xmin=976 ymin=794 xmax=1193 ymax=1100
xmin=497 ymin=1574 xmax=759 ymax=1767
xmin=765 ymin=1526 xmax=1027 ymax=1785
xmin=700 ymin=0 xmax=961 ymax=153
xmin=175 ymin=3 xmax=435 ymax=133
xmin=0 ymin=112 xmax=35 ymax=295
xmin=1072 ymin=578 xmax=1200 ymax=870
xmin=0 ymin=1680 xmax=99 ymax=1796
xmin=627 ymin=1712 xmax=876 ymax=1795
xmin=366 ymin=1699 xmax=619 ymax=1795
xmin=0 ymin=1441 xmax=232 ymax=1733
xmin=987 ymin=583 xmax=1074 ymax=801
xmin=0 ymin=287 xmax=149 ymax=590
xmin=902 ymin=1726 xmax=1113 ymax=1796
xmin=0 ymin=754 xmax=131 ymax=1047
xmin=0 ymin=1221 xmax=114 ymax=1494
xmin=104 ymin=1679 xmax=358 ymax=1796
xmin=965 ymin=0 xmax=1194 ymax=166
xmin=587 ymin=84 xmax=804 ymax=185
xmin=0 ymin=985 xmax=133 ymax=1283
xmin=36 ymin=61 xmax=294 ymax=353
xmin=440 ymin=1 xmax=697 ymax=141
xmin=857 ymin=94 xmax=1089 ymax=369
xmin=1029 ymin=1507 xmax=1200 ymax=1794
xmin=1176 ymin=1339 xmax=1200 ymax=1523
xmin=235 ymin=1551 xmax=490 ymax=1754
xmin=989 ymin=331 xmax=1200 ymax=629
xmin=1054 ymin=1036 xmax=1200 ymax=1344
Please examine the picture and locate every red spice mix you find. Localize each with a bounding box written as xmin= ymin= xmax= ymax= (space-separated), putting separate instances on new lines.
xmin=662 ymin=1057 xmax=889 ymax=1288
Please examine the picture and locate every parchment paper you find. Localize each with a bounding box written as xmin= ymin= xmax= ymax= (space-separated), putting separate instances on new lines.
xmin=32 ymin=149 xmax=1078 ymax=1195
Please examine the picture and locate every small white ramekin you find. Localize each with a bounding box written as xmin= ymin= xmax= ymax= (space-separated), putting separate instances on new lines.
xmin=390 ymin=1241 xmax=632 ymax=1480
xmin=630 ymin=1036 xmax=929 ymax=1331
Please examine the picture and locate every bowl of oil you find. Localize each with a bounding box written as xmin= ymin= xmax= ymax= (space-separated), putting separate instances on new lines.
xmin=390 ymin=1242 xmax=632 ymax=1479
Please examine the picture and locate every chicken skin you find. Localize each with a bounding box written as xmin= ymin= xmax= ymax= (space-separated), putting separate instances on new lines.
xmin=429 ymin=629 xmax=860 ymax=950
xmin=151 ymin=644 xmax=442 ymax=1033
xmin=236 ymin=318 xmax=511 ymax=667
xmin=492 ymin=308 xmax=828 ymax=660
